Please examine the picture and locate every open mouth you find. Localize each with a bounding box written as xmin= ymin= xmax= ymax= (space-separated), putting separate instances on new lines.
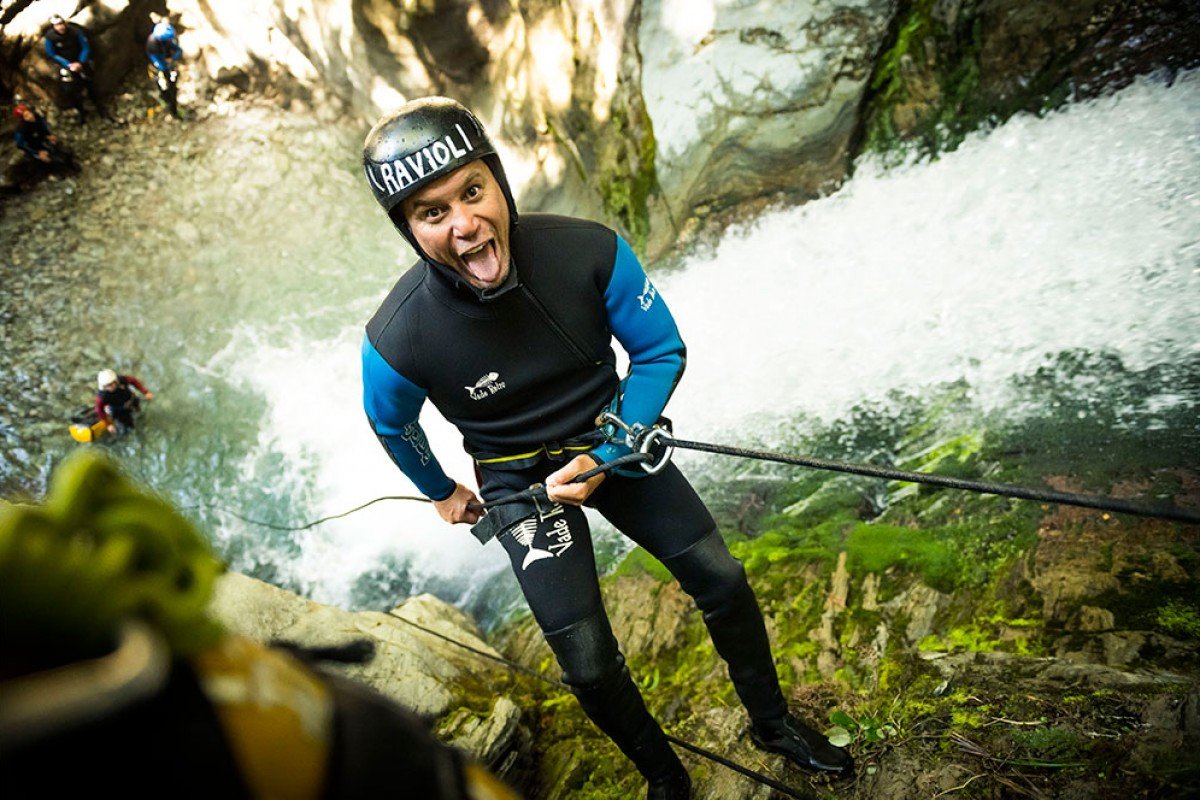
xmin=459 ymin=240 xmax=504 ymax=286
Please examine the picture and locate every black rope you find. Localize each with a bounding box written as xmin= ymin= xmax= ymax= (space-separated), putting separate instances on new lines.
xmin=193 ymin=494 xmax=430 ymax=531
xmin=389 ymin=610 xmax=825 ymax=800
xmin=663 ymin=436 xmax=1200 ymax=525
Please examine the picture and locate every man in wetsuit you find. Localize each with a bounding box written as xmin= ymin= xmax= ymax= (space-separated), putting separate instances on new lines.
xmin=95 ymin=369 xmax=154 ymax=434
xmin=360 ymin=97 xmax=853 ymax=799
xmin=43 ymin=14 xmax=109 ymax=123
xmin=145 ymin=20 xmax=183 ymax=118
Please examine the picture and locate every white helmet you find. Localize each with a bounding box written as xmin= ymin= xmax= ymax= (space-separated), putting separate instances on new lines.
xmin=97 ymin=369 xmax=118 ymax=389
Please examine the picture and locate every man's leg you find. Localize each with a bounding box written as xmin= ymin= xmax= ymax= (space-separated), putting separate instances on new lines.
xmin=483 ymin=467 xmax=689 ymax=798
xmin=81 ymin=69 xmax=110 ymax=119
xmin=594 ymin=465 xmax=852 ymax=775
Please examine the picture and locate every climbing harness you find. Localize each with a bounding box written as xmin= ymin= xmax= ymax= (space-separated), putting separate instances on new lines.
xmin=389 ymin=611 xmax=827 ymax=800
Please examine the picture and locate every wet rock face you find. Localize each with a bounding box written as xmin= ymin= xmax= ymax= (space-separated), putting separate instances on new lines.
xmin=7 ymin=1 xmax=1189 ymax=262
xmin=638 ymin=0 xmax=894 ymax=252
xmin=1 ymin=0 xmax=163 ymax=106
xmin=860 ymin=0 xmax=1200 ymax=155
xmin=210 ymin=573 xmax=534 ymax=779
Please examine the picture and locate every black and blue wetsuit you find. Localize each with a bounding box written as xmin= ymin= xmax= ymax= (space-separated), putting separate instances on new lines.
xmin=363 ymin=213 xmax=684 ymax=496
xmin=44 ymin=22 xmax=106 ymax=120
xmin=146 ymin=34 xmax=183 ymax=73
xmin=362 ymin=212 xmax=810 ymax=786
xmin=44 ymin=24 xmax=90 ymax=69
xmin=13 ymin=113 xmax=78 ymax=176
xmin=14 ymin=115 xmax=55 ymax=159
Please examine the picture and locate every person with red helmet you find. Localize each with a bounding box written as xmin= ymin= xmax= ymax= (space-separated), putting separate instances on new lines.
xmin=11 ymin=103 xmax=80 ymax=181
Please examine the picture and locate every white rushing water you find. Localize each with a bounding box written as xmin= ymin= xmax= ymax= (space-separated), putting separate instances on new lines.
xmin=220 ymin=71 xmax=1200 ymax=610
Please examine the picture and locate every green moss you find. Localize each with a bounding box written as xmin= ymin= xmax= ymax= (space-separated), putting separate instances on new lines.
xmin=1010 ymin=726 xmax=1088 ymax=763
xmin=1155 ymin=599 xmax=1200 ymax=640
xmin=862 ymin=0 xmax=987 ymax=158
xmin=846 ymin=522 xmax=959 ymax=592
xmin=595 ymin=104 xmax=657 ymax=254
xmin=611 ymin=545 xmax=672 ymax=581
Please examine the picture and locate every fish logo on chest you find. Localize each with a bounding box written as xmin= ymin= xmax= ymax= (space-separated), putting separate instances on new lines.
xmin=466 ymin=371 xmax=507 ymax=400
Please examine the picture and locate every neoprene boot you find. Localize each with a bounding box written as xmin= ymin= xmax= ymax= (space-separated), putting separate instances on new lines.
xmin=662 ymin=532 xmax=853 ymax=777
xmin=544 ymin=611 xmax=691 ymax=798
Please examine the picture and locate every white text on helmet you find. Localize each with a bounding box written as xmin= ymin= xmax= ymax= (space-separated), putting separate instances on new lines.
xmin=368 ymin=124 xmax=475 ymax=198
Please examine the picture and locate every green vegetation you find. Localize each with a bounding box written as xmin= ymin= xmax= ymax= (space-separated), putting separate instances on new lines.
xmin=495 ymin=351 xmax=1199 ymax=797
xmin=1156 ymin=599 xmax=1200 ymax=640
xmin=595 ymin=103 xmax=658 ymax=255
xmin=862 ymin=0 xmax=986 ymax=159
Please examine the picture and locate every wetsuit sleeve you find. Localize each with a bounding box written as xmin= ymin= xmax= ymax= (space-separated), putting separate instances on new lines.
xmin=362 ymin=335 xmax=456 ymax=500
xmin=591 ymin=236 xmax=686 ymax=464
xmin=45 ymin=37 xmax=70 ymax=69
xmin=14 ymin=129 xmax=36 ymax=157
xmin=147 ymin=40 xmax=167 ymax=71
xmin=122 ymin=376 xmax=149 ymax=394
xmin=95 ymin=394 xmax=110 ymax=423
xmin=77 ymin=31 xmax=90 ymax=63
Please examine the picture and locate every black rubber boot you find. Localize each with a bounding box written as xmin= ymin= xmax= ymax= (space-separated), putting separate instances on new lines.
xmin=647 ymin=768 xmax=692 ymax=800
xmin=750 ymin=712 xmax=853 ymax=776
xmin=662 ymin=532 xmax=853 ymax=777
xmin=544 ymin=611 xmax=690 ymax=797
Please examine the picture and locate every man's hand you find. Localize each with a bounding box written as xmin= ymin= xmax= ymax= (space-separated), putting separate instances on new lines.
xmin=69 ymin=62 xmax=82 ymax=72
xmin=545 ymin=454 xmax=605 ymax=506
xmin=142 ymin=391 xmax=155 ymax=401
xmin=433 ymin=482 xmax=484 ymax=525
xmin=37 ymin=150 xmax=50 ymax=162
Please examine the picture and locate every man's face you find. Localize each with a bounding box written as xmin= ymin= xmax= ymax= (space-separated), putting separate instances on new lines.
xmin=53 ymin=22 xmax=67 ymax=33
xmin=102 ymin=381 xmax=118 ymax=392
xmin=400 ymin=161 xmax=511 ymax=291
xmin=20 ymin=109 xmax=35 ymax=122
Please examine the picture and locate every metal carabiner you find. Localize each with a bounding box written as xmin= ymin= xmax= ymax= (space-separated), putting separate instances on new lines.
xmin=637 ymin=426 xmax=674 ymax=474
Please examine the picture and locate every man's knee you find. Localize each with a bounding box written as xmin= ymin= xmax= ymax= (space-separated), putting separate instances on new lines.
xmin=542 ymin=609 xmax=623 ymax=691
xmin=660 ymin=529 xmax=750 ymax=614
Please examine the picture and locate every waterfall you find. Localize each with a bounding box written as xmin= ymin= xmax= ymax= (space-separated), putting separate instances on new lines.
xmin=218 ymin=71 xmax=1198 ymax=613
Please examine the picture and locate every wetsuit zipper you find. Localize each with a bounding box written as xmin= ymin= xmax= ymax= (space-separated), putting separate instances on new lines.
xmin=520 ymin=285 xmax=596 ymax=366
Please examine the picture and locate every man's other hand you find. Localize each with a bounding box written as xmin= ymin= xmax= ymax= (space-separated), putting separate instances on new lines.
xmin=433 ymin=482 xmax=484 ymax=525
xmin=545 ymin=454 xmax=605 ymax=506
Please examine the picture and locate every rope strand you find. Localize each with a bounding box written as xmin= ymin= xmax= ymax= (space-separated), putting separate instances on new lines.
xmin=664 ymin=436 xmax=1200 ymax=524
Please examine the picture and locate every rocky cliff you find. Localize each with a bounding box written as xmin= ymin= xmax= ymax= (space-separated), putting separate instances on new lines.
xmin=5 ymin=0 xmax=1195 ymax=258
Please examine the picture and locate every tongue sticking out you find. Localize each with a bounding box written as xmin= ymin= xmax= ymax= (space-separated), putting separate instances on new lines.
xmin=462 ymin=241 xmax=503 ymax=286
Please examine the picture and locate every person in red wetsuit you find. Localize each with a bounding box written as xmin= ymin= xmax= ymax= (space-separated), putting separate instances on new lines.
xmin=95 ymin=369 xmax=154 ymax=434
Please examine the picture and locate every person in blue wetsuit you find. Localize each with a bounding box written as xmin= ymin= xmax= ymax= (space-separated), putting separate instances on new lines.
xmin=360 ymin=97 xmax=853 ymax=800
xmin=43 ymin=14 xmax=109 ymax=123
xmin=145 ymin=20 xmax=183 ymax=118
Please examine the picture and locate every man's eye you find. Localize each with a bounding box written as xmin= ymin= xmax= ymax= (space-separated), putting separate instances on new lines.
xmin=465 ymin=185 xmax=481 ymax=199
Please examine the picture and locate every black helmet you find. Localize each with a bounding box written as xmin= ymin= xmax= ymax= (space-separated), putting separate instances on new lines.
xmin=362 ymin=96 xmax=517 ymax=257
